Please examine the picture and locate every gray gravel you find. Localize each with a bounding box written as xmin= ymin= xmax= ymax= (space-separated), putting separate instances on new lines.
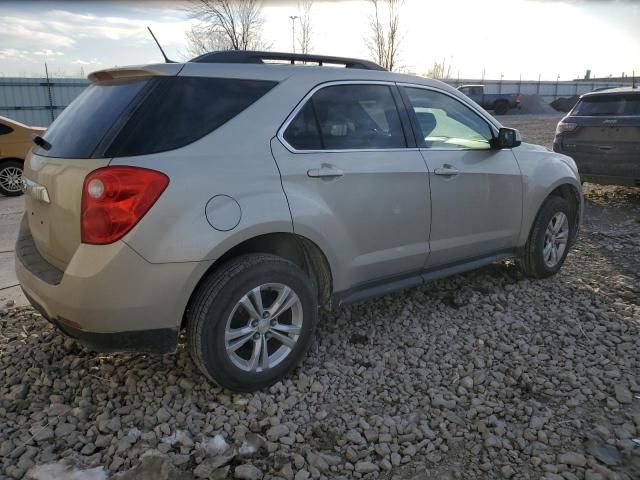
xmin=1 ymin=118 xmax=639 ymax=479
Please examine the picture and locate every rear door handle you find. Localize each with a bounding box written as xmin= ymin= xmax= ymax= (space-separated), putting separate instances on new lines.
xmin=307 ymin=167 xmax=344 ymax=178
xmin=598 ymin=146 xmax=613 ymax=151
xmin=434 ymin=166 xmax=459 ymax=176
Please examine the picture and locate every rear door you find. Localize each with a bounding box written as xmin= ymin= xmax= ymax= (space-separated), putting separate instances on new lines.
xmin=562 ymin=94 xmax=640 ymax=178
xmin=271 ymin=82 xmax=431 ymax=290
xmin=400 ymin=85 xmax=523 ymax=268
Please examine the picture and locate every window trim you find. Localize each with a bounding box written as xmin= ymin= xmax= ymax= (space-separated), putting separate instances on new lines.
xmin=277 ymin=80 xmax=415 ymax=154
xmin=398 ymin=83 xmax=501 ymax=151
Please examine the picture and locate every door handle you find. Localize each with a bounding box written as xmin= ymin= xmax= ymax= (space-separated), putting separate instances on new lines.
xmin=598 ymin=146 xmax=613 ymax=151
xmin=434 ymin=166 xmax=459 ymax=176
xmin=307 ymin=167 xmax=344 ymax=178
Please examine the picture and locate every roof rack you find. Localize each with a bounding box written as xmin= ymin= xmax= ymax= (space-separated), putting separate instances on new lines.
xmin=190 ymin=51 xmax=386 ymax=71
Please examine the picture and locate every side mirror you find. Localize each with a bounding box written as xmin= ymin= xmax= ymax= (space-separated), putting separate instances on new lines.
xmin=494 ymin=128 xmax=522 ymax=149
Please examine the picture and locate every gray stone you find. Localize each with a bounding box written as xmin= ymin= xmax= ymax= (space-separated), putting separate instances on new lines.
xmin=585 ymin=439 xmax=623 ymax=466
xmin=355 ymin=461 xmax=379 ymax=473
xmin=265 ymin=424 xmax=289 ymax=442
xmin=558 ymin=452 xmax=586 ymax=467
xmin=234 ymin=464 xmax=263 ymax=480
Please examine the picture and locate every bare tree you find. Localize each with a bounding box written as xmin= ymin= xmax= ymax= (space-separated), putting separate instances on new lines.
xmin=367 ymin=0 xmax=402 ymax=71
xmin=185 ymin=0 xmax=268 ymax=55
xmin=427 ymin=57 xmax=453 ymax=80
xmin=297 ymin=0 xmax=313 ymax=55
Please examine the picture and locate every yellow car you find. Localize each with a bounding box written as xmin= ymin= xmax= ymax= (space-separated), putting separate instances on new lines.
xmin=0 ymin=116 xmax=45 ymax=196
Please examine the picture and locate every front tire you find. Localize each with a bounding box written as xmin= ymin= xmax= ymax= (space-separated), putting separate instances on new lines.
xmin=0 ymin=160 xmax=24 ymax=196
xmin=518 ymin=196 xmax=575 ymax=279
xmin=187 ymin=254 xmax=318 ymax=392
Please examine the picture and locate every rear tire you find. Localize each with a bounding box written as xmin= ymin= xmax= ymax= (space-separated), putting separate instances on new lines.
xmin=494 ymin=101 xmax=509 ymax=115
xmin=187 ymin=254 xmax=318 ymax=392
xmin=518 ymin=196 xmax=574 ymax=279
xmin=0 ymin=160 xmax=24 ymax=196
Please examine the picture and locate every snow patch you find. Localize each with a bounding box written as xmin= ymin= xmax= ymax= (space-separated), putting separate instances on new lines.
xmin=27 ymin=463 xmax=108 ymax=480
xmin=160 ymin=429 xmax=191 ymax=446
xmin=196 ymin=434 xmax=229 ymax=455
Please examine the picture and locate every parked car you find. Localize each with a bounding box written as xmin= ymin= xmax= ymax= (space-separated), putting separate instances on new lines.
xmin=553 ymin=87 xmax=640 ymax=187
xmin=0 ymin=116 xmax=45 ymax=196
xmin=457 ymin=85 xmax=521 ymax=115
xmin=16 ymin=51 xmax=583 ymax=391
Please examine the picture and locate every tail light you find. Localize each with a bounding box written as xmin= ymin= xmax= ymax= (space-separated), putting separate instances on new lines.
xmin=555 ymin=122 xmax=578 ymax=135
xmin=81 ymin=166 xmax=169 ymax=245
xmin=515 ymin=95 xmax=521 ymax=104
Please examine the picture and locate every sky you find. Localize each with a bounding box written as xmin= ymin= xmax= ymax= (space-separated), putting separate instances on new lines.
xmin=0 ymin=0 xmax=639 ymax=80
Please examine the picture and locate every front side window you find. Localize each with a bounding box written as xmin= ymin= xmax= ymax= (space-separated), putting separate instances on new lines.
xmin=283 ymin=84 xmax=406 ymax=150
xmin=403 ymin=87 xmax=494 ymax=150
xmin=0 ymin=123 xmax=14 ymax=135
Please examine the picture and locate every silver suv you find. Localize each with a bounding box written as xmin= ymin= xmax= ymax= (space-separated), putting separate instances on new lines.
xmin=16 ymin=52 xmax=583 ymax=391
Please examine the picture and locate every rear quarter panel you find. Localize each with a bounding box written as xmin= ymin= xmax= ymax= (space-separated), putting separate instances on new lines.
xmin=113 ymin=72 xmax=319 ymax=265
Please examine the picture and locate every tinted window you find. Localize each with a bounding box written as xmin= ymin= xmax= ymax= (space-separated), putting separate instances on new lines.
xmin=404 ymin=87 xmax=493 ymax=150
xmin=284 ymin=84 xmax=406 ymax=150
xmin=106 ymin=77 xmax=276 ymax=157
xmin=35 ymin=79 xmax=149 ymax=158
xmin=0 ymin=123 xmax=14 ymax=135
xmin=573 ymin=94 xmax=640 ymax=116
xmin=283 ymin=101 xmax=323 ymax=150
xmin=35 ymin=77 xmax=276 ymax=159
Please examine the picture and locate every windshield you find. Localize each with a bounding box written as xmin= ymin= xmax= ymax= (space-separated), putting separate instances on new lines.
xmin=572 ymin=94 xmax=640 ymax=116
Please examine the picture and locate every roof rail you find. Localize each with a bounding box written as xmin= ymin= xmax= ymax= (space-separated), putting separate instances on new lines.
xmin=190 ymin=51 xmax=387 ymax=71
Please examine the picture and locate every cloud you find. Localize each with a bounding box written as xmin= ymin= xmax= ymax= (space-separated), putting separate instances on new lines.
xmin=71 ymin=59 xmax=100 ymax=66
xmin=0 ymin=16 xmax=76 ymax=51
xmin=0 ymin=48 xmax=31 ymax=60
xmin=33 ymin=50 xmax=64 ymax=57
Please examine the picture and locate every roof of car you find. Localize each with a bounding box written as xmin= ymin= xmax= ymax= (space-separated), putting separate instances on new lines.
xmin=582 ymin=86 xmax=640 ymax=97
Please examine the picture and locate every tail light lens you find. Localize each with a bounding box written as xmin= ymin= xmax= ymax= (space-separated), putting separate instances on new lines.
xmin=555 ymin=122 xmax=578 ymax=135
xmin=81 ymin=166 xmax=169 ymax=245
xmin=515 ymin=95 xmax=522 ymax=104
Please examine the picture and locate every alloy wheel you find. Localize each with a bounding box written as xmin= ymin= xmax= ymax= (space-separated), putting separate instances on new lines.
xmin=543 ymin=212 xmax=569 ymax=268
xmin=224 ymin=283 xmax=303 ymax=373
xmin=0 ymin=166 xmax=23 ymax=193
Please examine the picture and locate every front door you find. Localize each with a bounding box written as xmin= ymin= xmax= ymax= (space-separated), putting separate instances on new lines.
xmin=401 ymin=85 xmax=523 ymax=268
xmin=271 ymin=83 xmax=431 ymax=291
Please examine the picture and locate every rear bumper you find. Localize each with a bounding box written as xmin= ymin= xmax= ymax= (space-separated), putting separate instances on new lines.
xmin=553 ymin=140 xmax=640 ymax=187
xmin=21 ymin=287 xmax=177 ymax=353
xmin=15 ymin=217 xmax=210 ymax=353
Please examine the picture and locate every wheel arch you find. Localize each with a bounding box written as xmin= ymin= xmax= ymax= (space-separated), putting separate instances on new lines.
xmin=0 ymin=157 xmax=25 ymax=164
xmin=522 ymin=181 xmax=582 ymax=248
xmin=182 ymin=232 xmax=334 ymax=328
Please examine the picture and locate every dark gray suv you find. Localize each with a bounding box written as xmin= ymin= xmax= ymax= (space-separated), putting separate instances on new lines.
xmin=554 ymin=87 xmax=640 ymax=186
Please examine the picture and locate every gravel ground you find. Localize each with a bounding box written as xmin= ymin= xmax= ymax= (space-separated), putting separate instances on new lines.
xmin=1 ymin=115 xmax=639 ymax=479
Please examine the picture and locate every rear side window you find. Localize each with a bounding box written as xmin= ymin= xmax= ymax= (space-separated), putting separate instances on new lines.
xmin=0 ymin=123 xmax=14 ymax=135
xmin=284 ymin=84 xmax=406 ymax=150
xmin=573 ymin=95 xmax=640 ymax=116
xmin=35 ymin=77 xmax=276 ymax=158
xmin=106 ymin=77 xmax=276 ymax=157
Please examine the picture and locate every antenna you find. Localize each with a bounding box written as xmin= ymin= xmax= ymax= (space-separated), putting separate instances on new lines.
xmin=147 ymin=26 xmax=175 ymax=63
xmin=633 ymin=70 xmax=636 ymax=89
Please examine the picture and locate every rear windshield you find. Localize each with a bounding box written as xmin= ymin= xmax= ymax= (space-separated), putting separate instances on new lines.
xmin=572 ymin=94 xmax=640 ymax=116
xmin=34 ymin=76 xmax=277 ymax=158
